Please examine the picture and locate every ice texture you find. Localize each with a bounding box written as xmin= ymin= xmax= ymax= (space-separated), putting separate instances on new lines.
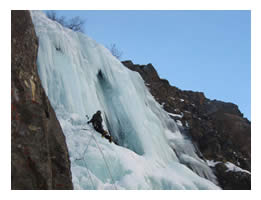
xmin=30 ymin=11 xmax=220 ymax=190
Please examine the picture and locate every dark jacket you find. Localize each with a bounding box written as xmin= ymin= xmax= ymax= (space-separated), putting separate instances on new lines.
xmin=88 ymin=112 xmax=103 ymax=133
xmin=89 ymin=112 xmax=102 ymax=125
xmin=88 ymin=111 xmax=113 ymax=143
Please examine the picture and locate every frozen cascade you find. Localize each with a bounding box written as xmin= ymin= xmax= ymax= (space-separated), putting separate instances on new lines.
xmin=31 ymin=11 xmax=219 ymax=189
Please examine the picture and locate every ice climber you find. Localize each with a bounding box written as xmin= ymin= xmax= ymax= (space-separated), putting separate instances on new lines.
xmin=88 ymin=110 xmax=112 ymax=143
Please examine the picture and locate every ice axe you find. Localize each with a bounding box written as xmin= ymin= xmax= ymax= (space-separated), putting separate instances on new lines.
xmin=82 ymin=115 xmax=90 ymax=131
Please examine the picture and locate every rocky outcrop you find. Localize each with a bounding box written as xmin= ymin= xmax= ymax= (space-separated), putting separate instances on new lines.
xmin=214 ymin=163 xmax=250 ymax=190
xmin=122 ymin=60 xmax=251 ymax=190
xmin=11 ymin=10 xmax=73 ymax=189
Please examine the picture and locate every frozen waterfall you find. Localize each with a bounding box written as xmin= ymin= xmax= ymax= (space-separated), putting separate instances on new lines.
xmin=31 ymin=11 xmax=219 ymax=190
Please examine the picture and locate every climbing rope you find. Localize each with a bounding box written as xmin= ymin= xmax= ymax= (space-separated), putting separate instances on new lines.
xmin=91 ymin=132 xmax=117 ymax=190
xmin=75 ymin=134 xmax=95 ymax=190
xmin=79 ymin=124 xmax=117 ymax=190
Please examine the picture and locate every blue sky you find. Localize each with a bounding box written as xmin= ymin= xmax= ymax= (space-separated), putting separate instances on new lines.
xmin=45 ymin=10 xmax=251 ymax=120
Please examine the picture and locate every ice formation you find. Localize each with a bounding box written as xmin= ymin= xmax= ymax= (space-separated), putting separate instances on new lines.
xmin=30 ymin=11 xmax=220 ymax=190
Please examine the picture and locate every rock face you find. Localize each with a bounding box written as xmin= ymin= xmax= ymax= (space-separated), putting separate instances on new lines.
xmin=11 ymin=10 xmax=73 ymax=189
xmin=122 ymin=60 xmax=251 ymax=190
xmin=214 ymin=163 xmax=251 ymax=190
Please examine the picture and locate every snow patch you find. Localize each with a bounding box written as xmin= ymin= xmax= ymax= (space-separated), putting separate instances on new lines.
xmin=176 ymin=120 xmax=183 ymax=127
xmin=167 ymin=112 xmax=183 ymax=118
xmin=225 ymin=162 xmax=251 ymax=174
xmin=207 ymin=160 xmax=251 ymax=175
xmin=206 ymin=160 xmax=221 ymax=167
xmin=161 ymin=102 xmax=165 ymax=107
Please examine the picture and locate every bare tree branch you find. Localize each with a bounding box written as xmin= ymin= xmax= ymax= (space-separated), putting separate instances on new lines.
xmin=108 ymin=44 xmax=123 ymax=60
xmin=67 ymin=16 xmax=85 ymax=33
xmin=46 ymin=11 xmax=85 ymax=33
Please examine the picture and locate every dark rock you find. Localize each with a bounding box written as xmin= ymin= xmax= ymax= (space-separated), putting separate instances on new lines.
xmin=122 ymin=61 xmax=161 ymax=82
xmin=11 ymin=10 xmax=73 ymax=190
xmin=122 ymin=60 xmax=251 ymax=190
xmin=214 ymin=163 xmax=251 ymax=190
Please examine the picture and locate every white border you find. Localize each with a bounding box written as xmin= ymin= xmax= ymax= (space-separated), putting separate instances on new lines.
xmin=3 ymin=0 xmax=260 ymax=199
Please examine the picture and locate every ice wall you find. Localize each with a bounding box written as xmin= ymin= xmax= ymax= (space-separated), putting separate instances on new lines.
xmin=31 ymin=11 xmax=219 ymax=189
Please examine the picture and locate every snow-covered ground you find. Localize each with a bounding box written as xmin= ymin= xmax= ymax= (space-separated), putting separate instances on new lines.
xmin=31 ymin=11 xmax=219 ymax=190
